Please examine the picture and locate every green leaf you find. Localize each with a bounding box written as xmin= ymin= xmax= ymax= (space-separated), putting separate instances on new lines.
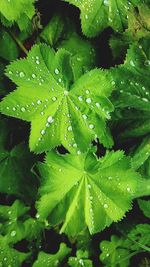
xmin=33 ymin=243 xmax=71 ymax=267
xmin=68 ymin=250 xmax=93 ymax=267
xmin=0 ymin=200 xmax=29 ymax=243
xmin=36 ymin=149 xmax=141 ymax=235
xmin=99 ymin=224 xmax=150 ymax=267
xmin=0 ymin=121 xmax=37 ymax=201
xmin=127 ymin=224 xmax=150 ymax=252
xmin=111 ymin=40 xmax=150 ymax=111
xmin=0 ymin=44 xmax=114 ymax=153
xmin=100 ymin=235 xmax=130 ymax=267
xmin=64 ymin=0 xmax=142 ymax=37
xmin=0 ymin=200 xmax=43 ymax=245
xmin=125 ymin=4 xmax=150 ymax=41
xmin=0 ymin=30 xmax=19 ymax=61
xmin=131 ymin=136 xmax=150 ymax=171
xmin=138 ymin=200 xmax=150 ymax=219
xmin=40 ymin=13 xmax=68 ymax=47
xmin=59 ymin=32 xmax=96 ymax=81
xmin=0 ymin=235 xmax=30 ymax=267
xmin=0 ymin=0 xmax=35 ymax=30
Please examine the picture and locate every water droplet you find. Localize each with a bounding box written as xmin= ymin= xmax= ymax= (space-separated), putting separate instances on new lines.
xmin=8 ymin=70 xmax=12 ymax=75
xmin=86 ymin=90 xmax=90 ymax=94
xmin=78 ymin=96 xmax=83 ymax=101
xmin=142 ymin=98 xmax=148 ymax=102
xmin=103 ymin=0 xmax=109 ymax=6
xmin=96 ymin=102 xmax=100 ymax=108
xmin=87 ymin=184 xmax=91 ymax=189
xmin=104 ymin=204 xmax=108 ymax=209
xmin=21 ymin=107 xmax=26 ymax=112
xmin=130 ymin=60 xmax=135 ymax=67
xmin=36 ymin=60 xmax=40 ymax=64
xmin=59 ymin=168 xmax=62 ymax=172
xmin=73 ymin=143 xmax=77 ymax=148
xmin=19 ymin=71 xmax=25 ymax=78
xmin=89 ymin=124 xmax=94 ymax=129
xmin=41 ymin=129 xmax=45 ymax=135
xmin=32 ymin=74 xmax=36 ymax=79
xmin=106 ymin=253 xmax=109 ymax=257
xmin=40 ymin=111 xmax=44 ymax=116
xmin=52 ymin=96 xmax=57 ymax=102
xmin=54 ymin=68 xmax=59 ymax=75
xmin=47 ymin=116 xmax=53 ymax=123
xmin=58 ymin=78 xmax=62 ymax=83
xmin=68 ymin=126 xmax=72 ymax=131
xmin=77 ymin=150 xmax=81 ymax=155
xmin=144 ymin=60 xmax=150 ymax=66
xmin=86 ymin=98 xmax=91 ymax=103
xmin=82 ymin=114 xmax=87 ymax=120
xmin=64 ymin=90 xmax=68 ymax=96
xmin=37 ymin=100 xmax=42 ymax=105
xmin=127 ymin=187 xmax=131 ymax=192
xmin=12 ymin=107 xmax=16 ymax=111
xmin=85 ymin=14 xmax=88 ymax=19
xmin=10 ymin=230 xmax=16 ymax=237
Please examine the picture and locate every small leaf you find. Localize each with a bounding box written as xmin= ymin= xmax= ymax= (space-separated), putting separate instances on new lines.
xmin=33 ymin=243 xmax=71 ymax=267
xmin=138 ymin=199 xmax=150 ymax=219
xmin=68 ymin=249 xmax=93 ymax=267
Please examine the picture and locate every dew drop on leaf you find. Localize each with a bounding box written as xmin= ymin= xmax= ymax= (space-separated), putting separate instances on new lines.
xmin=54 ymin=68 xmax=59 ymax=74
xmin=21 ymin=107 xmax=26 ymax=112
xmin=41 ymin=129 xmax=45 ymax=135
xmin=19 ymin=71 xmax=25 ymax=78
xmin=32 ymin=74 xmax=36 ymax=79
xmin=67 ymin=126 xmax=72 ymax=132
xmin=89 ymin=124 xmax=94 ymax=129
xmin=47 ymin=116 xmax=53 ymax=123
xmin=10 ymin=230 xmax=16 ymax=237
xmin=86 ymin=98 xmax=92 ymax=103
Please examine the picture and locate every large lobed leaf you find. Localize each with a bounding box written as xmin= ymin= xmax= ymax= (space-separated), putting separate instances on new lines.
xmin=0 ymin=44 xmax=114 ymax=154
xmin=64 ymin=0 xmax=143 ymax=37
xmin=36 ymin=149 xmax=141 ymax=235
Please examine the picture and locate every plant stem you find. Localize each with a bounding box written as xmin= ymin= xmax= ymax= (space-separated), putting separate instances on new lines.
xmin=8 ymin=29 xmax=28 ymax=55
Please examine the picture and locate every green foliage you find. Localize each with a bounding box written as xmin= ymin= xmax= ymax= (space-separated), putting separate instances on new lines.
xmin=0 ymin=30 xmax=19 ymax=61
xmin=68 ymin=250 xmax=93 ymax=266
xmin=0 ymin=1 xmax=150 ymax=266
xmin=138 ymin=199 xmax=150 ymax=218
xmin=0 ymin=44 xmax=114 ymax=154
xmin=0 ymin=200 xmax=43 ymax=266
xmin=33 ymin=243 xmax=71 ymax=266
xmin=100 ymin=224 xmax=150 ymax=267
xmin=36 ymin=149 xmax=141 ymax=235
xmin=0 ymin=120 xmax=38 ymax=202
xmin=0 ymin=0 xmax=36 ymax=30
xmin=64 ymin=0 xmax=145 ymax=37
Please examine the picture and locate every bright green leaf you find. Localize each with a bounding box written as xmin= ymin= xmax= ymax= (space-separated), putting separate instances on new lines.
xmin=68 ymin=250 xmax=93 ymax=267
xmin=33 ymin=243 xmax=71 ymax=267
xmin=0 ymin=0 xmax=35 ymax=30
xmin=36 ymin=149 xmax=141 ymax=235
xmin=0 ymin=44 xmax=114 ymax=153
xmin=64 ymin=0 xmax=143 ymax=37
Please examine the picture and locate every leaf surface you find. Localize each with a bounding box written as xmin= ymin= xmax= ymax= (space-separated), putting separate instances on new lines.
xmin=36 ymin=149 xmax=141 ymax=235
xmin=0 ymin=44 xmax=114 ymax=153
